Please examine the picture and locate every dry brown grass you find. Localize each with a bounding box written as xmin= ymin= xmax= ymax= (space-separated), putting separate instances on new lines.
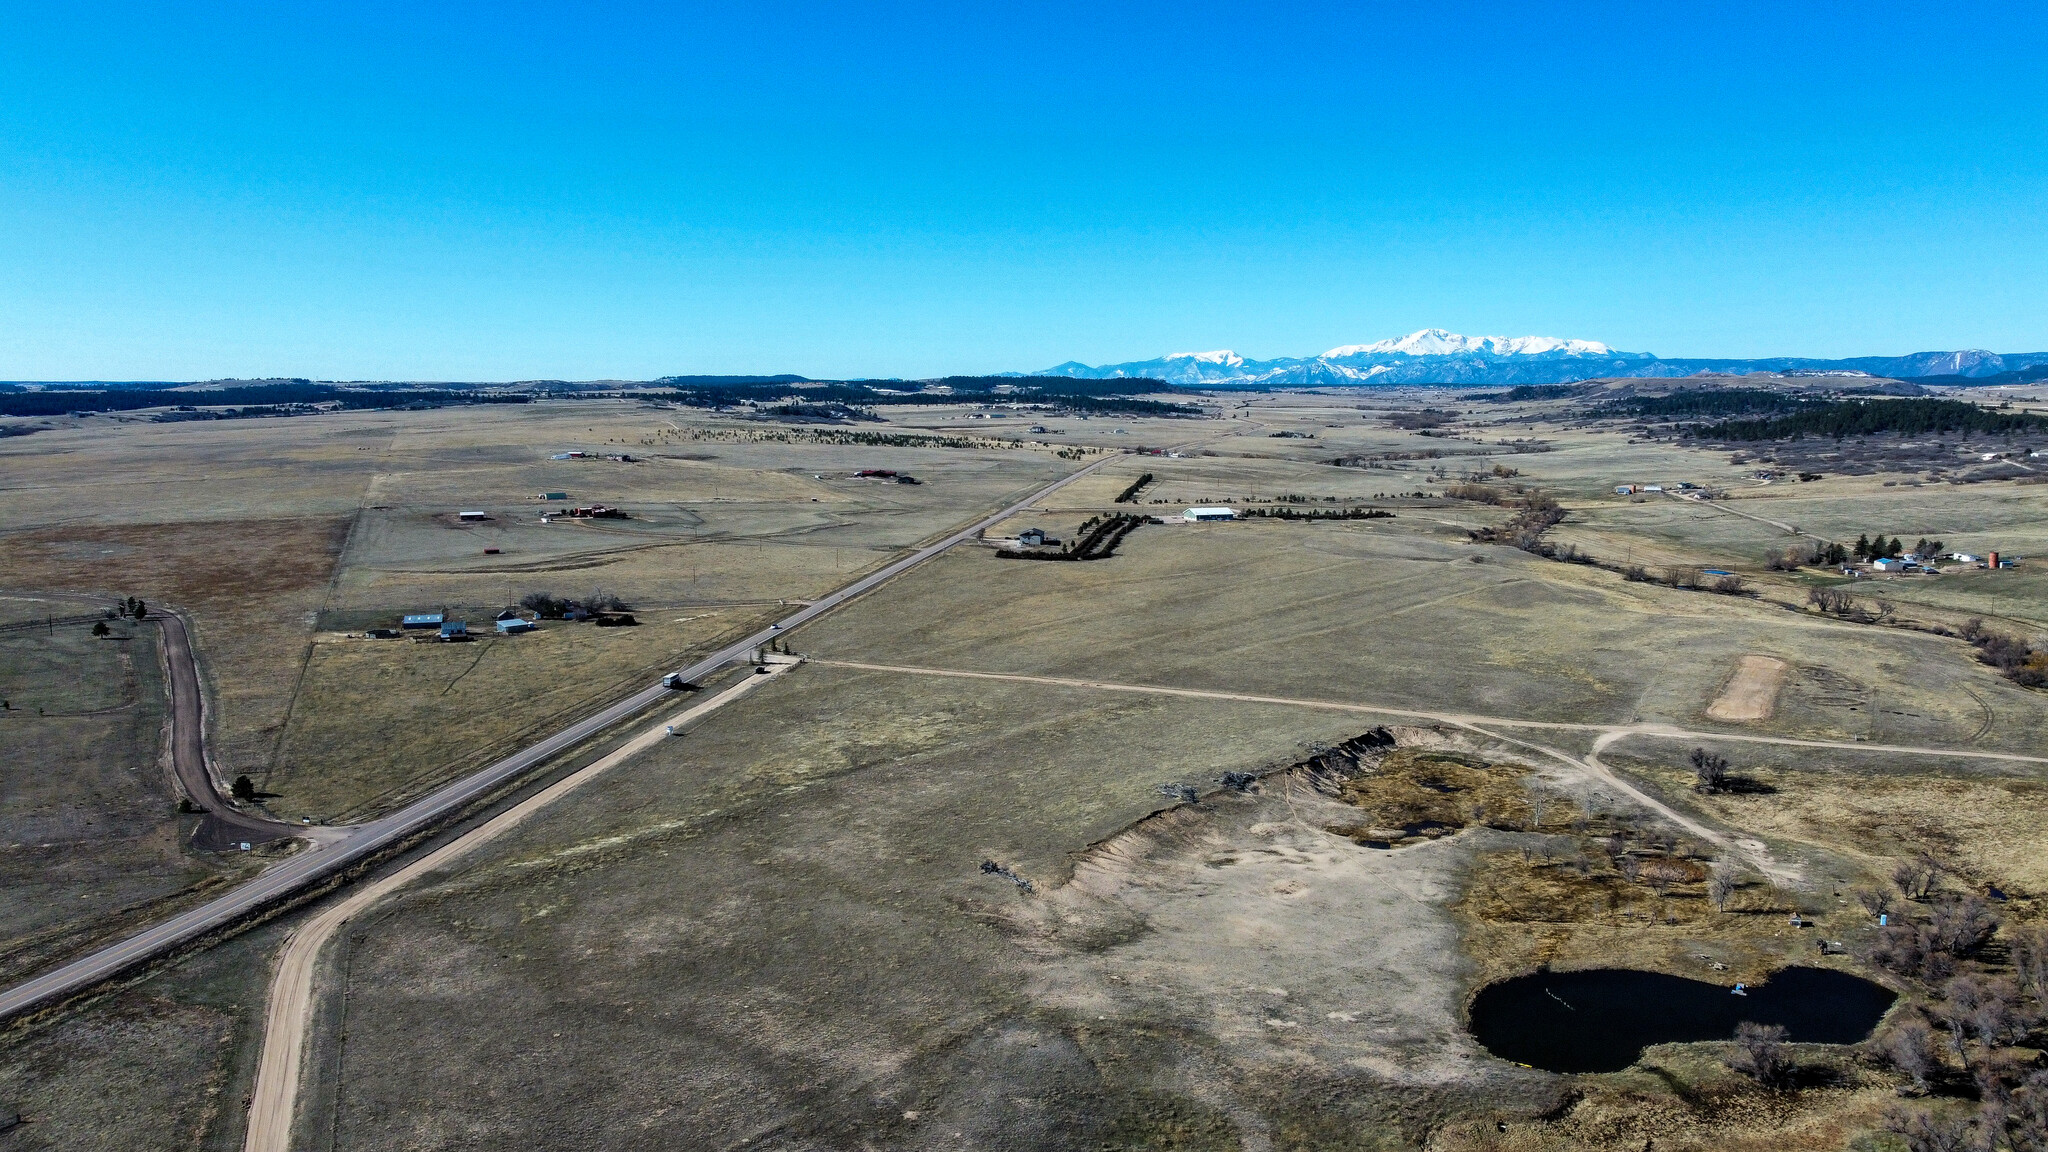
xmin=1329 ymin=749 xmax=1534 ymax=847
xmin=4 ymin=517 xmax=354 ymax=779
xmin=268 ymin=610 xmax=775 ymax=821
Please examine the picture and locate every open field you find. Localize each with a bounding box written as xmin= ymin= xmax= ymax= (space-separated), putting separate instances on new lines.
xmin=0 ymin=596 xmax=255 ymax=985
xmin=294 ymin=667 xmax=1572 ymax=1150
xmin=5 ymin=386 xmax=2047 ymax=1150
xmin=0 ymin=401 xmax=1093 ymax=821
xmin=0 ymin=919 xmax=289 ymax=1152
xmin=265 ymin=612 xmax=779 ymax=822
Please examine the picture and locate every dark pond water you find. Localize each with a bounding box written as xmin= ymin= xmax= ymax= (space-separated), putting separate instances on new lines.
xmin=1468 ymin=966 xmax=1896 ymax=1073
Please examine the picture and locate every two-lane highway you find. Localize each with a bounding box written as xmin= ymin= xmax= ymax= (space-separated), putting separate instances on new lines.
xmin=0 ymin=453 xmax=1112 ymax=1022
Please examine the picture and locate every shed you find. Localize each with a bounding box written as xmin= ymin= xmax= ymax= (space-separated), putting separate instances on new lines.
xmin=1183 ymin=507 xmax=1237 ymax=522
xmin=538 ymin=491 xmax=568 ymax=500
xmin=439 ymin=620 xmax=469 ymax=639
xmin=496 ymin=618 xmax=536 ymax=635
xmin=401 ymin=613 xmax=444 ymax=629
xmin=458 ymin=511 xmax=490 ymax=521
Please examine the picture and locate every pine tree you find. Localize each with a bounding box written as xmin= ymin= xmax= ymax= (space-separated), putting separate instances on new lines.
xmin=1854 ymin=534 xmax=1871 ymax=560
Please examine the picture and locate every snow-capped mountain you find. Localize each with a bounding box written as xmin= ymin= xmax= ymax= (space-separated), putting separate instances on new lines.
xmin=1033 ymin=330 xmax=2048 ymax=387
xmin=1037 ymin=330 xmax=1653 ymax=387
xmin=1321 ymin=329 xmax=1616 ymax=359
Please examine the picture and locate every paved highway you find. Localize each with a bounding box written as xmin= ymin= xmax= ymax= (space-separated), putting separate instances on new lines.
xmin=0 ymin=454 xmax=1111 ymax=1022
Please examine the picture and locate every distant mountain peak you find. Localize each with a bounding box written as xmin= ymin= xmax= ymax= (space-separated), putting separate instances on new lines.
xmin=1323 ymin=330 xmax=1615 ymax=359
xmin=1029 ymin=331 xmax=2048 ymax=388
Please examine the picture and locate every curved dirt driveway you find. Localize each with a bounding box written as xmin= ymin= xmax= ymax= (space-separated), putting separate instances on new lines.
xmin=241 ymin=660 xmax=798 ymax=1152
xmin=153 ymin=610 xmax=304 ymax=849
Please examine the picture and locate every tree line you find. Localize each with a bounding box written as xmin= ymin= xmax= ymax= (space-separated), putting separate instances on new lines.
xmin=0 ymin=383 xmax=530 ymax=418
xmin=1695 ymin=398 xmax=2048 ymax=441
xmin=996 ymin=514 xmax=1148 ymax=561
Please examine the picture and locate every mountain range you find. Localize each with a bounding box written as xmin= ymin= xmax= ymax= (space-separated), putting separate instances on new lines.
xmin=1033 ymin=330 xmax=2048 ymax=387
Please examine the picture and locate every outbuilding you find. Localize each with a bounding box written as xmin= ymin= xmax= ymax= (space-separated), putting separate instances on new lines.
xmin=495 ymin=618 xmax=536 ymax=635
xmin=401 ymin=613 xmax=444 ymax=629
xmin=1183 ymin=507 xmax=1237 ymax=522
xmin=440 ymin=620 xmax=470 ymax=640
xmin=458 ymin=510 xmax=491 ymax=521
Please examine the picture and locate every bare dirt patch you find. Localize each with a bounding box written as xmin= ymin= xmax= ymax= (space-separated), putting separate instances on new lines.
xmin=1705 ymin=655 xmax=1789 ymax=723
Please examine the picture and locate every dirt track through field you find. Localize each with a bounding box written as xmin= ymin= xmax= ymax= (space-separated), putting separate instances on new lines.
xmin=809 ymin=658 xmax=2048 ymax=883
xmin=240 ymin=660 xmax=798 ymax=1152
xmin=154 ymin=610 xmax=305 ymax=850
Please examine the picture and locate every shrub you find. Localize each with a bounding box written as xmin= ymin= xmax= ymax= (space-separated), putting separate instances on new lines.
xmin=1691 ymin=747 xmax=1730 ymax=793
xmin=1729 ymin=1021 xmax=1793 ymax=1088
xmin=1929 ymin=894 xmax=1998 ymax=957
xmin=520 ymin=591 xmax=570 ymax=619
xmin=1881 ymin=1014 xmax=1939 ymax=1095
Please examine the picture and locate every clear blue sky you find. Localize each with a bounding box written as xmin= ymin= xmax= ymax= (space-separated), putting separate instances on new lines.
xmin=2 ymin=2 xmax=2043 ymax=380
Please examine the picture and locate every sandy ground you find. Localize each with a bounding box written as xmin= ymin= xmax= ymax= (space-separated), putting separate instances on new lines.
xmin=1704 ymin=656 xmax=1789 ymax=723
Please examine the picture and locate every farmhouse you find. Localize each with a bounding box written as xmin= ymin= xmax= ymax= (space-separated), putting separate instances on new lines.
xmin=1016 ymin=528 xmax=1057 ymax=547
xmin=1183 ymin=507 xmax=1237 ymax=522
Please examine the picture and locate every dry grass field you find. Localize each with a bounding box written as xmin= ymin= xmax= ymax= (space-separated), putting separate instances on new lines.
xmin=266 ymin=612 xmax=777 ymax=821
xmin=0 ymin=400 xmax=1087 ymax=821
xmin=5 ymin=386 xmax=2047 ymax=1151
xmin=0 ymin=596 xmax=255 ymax=986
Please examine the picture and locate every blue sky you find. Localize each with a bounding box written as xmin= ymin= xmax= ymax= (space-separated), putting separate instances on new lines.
xmin=2 ymin=2 xmax=2044 ymax=380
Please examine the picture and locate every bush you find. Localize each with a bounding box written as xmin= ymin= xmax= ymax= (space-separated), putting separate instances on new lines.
xmin=1881 ymin=1014 xmax=1938 ymax=1094
xmin=1691 ymin=747 xmax=1730 ymax=793
xmin=1729 ymin=1021 xmax=1793 ymax=1088
xmin=1928 ymin=894 xmax=1998 ymax=957
xmin=1883 ymin=1105 xmax=1978 ymax=1152
xmin=520 ymin=591 xmax=570 ymax=619
xmin=1894 ymin=855 xmax=1939 ymax=901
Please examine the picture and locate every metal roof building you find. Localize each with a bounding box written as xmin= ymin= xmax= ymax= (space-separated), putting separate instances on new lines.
xmin=1183 ymin=507 xmax=1237 ymax=522
xmin=401 ymin=613 xmax=444 ymax=629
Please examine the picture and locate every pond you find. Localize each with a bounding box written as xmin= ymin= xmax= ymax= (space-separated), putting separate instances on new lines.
xmin=1467 ymin=966 xmax=1896 ymax=1073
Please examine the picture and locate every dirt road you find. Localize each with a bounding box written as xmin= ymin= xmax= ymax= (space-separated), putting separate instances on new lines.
xmin=0 ymin=455 xmax=1116 ymax=1027
xmin=152 ymin=610 xmax=304 ymax=850
xmin=809 ymin=658 xmax=2048 ymax=881
xmin=240 ymin=659 xmax=799 ymax=1152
